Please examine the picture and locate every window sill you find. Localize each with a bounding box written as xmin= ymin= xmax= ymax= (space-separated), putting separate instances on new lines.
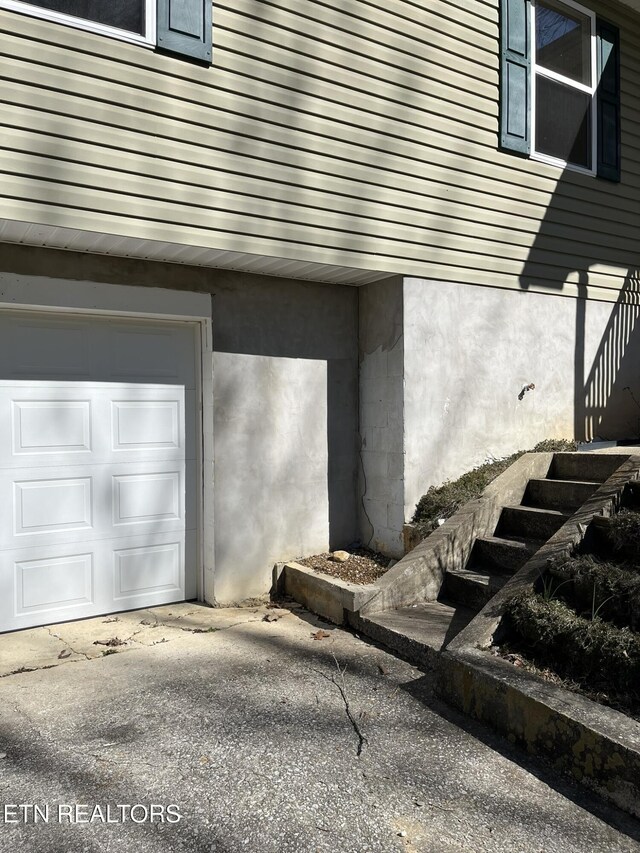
xmin=530 ymin=151 xmax=596 ymax=178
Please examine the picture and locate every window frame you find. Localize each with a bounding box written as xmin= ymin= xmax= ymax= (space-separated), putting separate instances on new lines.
xmin=530 ymin=0 xmax=597 ymax=176
xmin=0 ymin=0 xmax=157 ymax=49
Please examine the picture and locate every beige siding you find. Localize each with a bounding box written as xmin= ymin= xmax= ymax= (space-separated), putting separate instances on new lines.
xmin=0 ymin=0 xmax=639 ymax=299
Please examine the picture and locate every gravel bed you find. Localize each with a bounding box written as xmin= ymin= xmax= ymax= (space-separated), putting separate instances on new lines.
xmin=296 ymin=548 xmax=393 ymax=584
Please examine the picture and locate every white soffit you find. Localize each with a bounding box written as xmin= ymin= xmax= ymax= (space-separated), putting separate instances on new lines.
xmin=0 ymin=220 xmax=393 ymax=287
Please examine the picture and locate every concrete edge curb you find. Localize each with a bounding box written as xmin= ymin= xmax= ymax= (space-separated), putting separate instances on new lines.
xmin=438 ymin=646 xmax=640 ymax=818
xmin=277 ymin=561 xmax=380 ymax=625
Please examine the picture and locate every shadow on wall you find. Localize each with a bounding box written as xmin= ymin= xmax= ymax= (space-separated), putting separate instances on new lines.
xmin=519 ymin=181 xmax=640 ymax=443
xmin=209 ymin=272 xmax=360 ymax=556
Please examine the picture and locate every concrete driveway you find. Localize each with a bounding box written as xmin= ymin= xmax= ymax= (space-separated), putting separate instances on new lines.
xmin=0 ymin=601 xmax=639 ymax=853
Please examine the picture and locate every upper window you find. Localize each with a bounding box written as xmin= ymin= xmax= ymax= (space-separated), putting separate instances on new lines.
xmin=0 ymin=0 xmax=212 ymax=63
xmin=500 ymin=0 xmax=620 ymax=182
xmin=0 ymin=0 xmax=155 ymax=46
xmin=532 ymin=0 xmax=596 ymax=174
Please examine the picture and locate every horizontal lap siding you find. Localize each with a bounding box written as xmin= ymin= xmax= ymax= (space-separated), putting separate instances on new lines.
xmin=0 ymin=0 xmax=638 ymax=299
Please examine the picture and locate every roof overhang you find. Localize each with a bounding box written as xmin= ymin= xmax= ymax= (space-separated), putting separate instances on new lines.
xmin=0 ymin=219 xmax=394 ymax=287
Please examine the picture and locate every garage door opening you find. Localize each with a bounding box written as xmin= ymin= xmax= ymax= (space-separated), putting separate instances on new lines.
xmin=0 ymin=312 xmax=201 ymax=632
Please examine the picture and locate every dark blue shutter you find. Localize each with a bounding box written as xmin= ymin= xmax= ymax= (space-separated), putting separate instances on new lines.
xmin=596 ymin=19 xmax=620 ymax=182
xmin=500 ymin=0 xmax=531 ymax=154
xmin=157 ymin=0 xmax=212 ymax=64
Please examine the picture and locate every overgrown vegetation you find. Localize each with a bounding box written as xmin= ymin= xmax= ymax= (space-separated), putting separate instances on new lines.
xmin=500 ymin=509 xmax=640 ymax=715
xmin=503 ymin=593 xmax=640 ymax=705
xmin=545 ymin=552 xmax=640 ymax=630
xmin=596 ymin=509 xmax=640 ymax=561
xmin=411 ymin=439 xmax=576 ymax=537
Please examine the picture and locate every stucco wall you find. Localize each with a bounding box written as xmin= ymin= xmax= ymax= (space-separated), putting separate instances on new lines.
xmin=210 ymin=272 xmax=359 ymax=602
xmin=358 ymin=278 xmax=405 ymax=558
xmin=402 ymin=277 xmax=640 ymax=521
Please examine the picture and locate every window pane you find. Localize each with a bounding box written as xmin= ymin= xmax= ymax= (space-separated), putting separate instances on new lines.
xmin=536 ymin=0 xmax=591 ymax=85
xmin=23 ymin=0 xmax=145 ymax=35
xmin=536 ymin=75 xmax=591 ymax=168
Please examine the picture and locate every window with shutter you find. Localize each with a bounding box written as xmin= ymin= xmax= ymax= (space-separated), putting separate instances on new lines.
xmin=0 ymin=0 xmax=211 ymax=63
xmin=500 ymin=0 xmax=620 ymax=181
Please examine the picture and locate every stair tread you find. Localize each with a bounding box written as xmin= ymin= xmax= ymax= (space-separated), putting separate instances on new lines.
xmin=476 ymin=534 xmax=545 ymax=549
xmin=547 ymin=475 xmax=607 ymax=484
xmin=503 ymin=505 xmax=569 ymax=517
xmin=447 ymin=567 xmax=490 ymax=585
xmin=529 ymin=478 xmax=600 ymax=486
xmin=365 ymin=601 xmax=476 ymax=651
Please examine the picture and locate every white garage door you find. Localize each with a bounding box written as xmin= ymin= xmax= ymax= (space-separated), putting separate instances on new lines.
xmin=0 ymin=313 xmax=198 ymax=632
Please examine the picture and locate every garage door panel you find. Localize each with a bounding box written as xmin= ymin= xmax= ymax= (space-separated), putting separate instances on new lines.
xmin=109 ymin=388 xmax=193 ymax=460
xmin=0 ymin=319 xmax=95 ymax=379
xmin=0 ymin=542 xmax=98 ymax=630
xmin=107 ymin=325 xmax=196 ymax=388
xmin=15 ymin=551 xmax=94 ymax=617
xmin=12 ymin=398 xmax=92 ymax=457
xmin=0 ymin=384 xmax=189 ymax=468
xmin=114 ymin=540 xmax=182 ymax=601
xmin=113 ymin=470 xmax=182 ymax=527
xmin=14 ymin=475 xmax=93 ymax=536
xmin=0 ymin=316 xmax=196 ymax=388
xmin=2 ymin=461 xmax=186 ymax=551
xmin=1 ymin=531 xmax=188 ymax=630
xmin=111 ymin=399 xmax=180 ymax=452
xmin=108 ymin=531 xmax=186 ymax=606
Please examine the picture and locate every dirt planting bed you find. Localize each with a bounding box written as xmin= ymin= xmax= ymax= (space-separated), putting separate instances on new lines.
xmin=296 ymin=548 xmax=392 ymax=585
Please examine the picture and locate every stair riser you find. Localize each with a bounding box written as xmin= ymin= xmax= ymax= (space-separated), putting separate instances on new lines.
xmin=471 ymin=539 xmax=535 ymax=574
xmin=496 ymin=507 xmax=566 ymax=540
xmin=443 ymin=573 xmax=490 ymax=612
xmin=347 ymin=612 xmax=440 ymax=669
xmin=524 ymin=479 xmax=597 ymax=512
xmin=549 ymin=453 xmax=622 ymax=484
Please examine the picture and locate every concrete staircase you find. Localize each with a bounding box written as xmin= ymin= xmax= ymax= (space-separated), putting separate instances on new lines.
xmin=350 ymin=453 xmax=623 ymax=668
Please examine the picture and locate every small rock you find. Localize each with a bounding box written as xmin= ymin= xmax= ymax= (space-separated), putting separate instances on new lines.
xmin=0 ymin=752 xmax=7 ymax=759
xmin=398 ymin=830 xmax=407 ymax=838
xmin=329 ymin=550 xmax=350 ymax=563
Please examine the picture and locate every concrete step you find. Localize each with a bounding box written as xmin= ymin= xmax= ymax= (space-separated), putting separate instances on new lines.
xmin=523 ymin=478 xmax=600 ymax=512
xmin=548 ymin=452 xmax=623 ymax=484
xmin=471 ymin=535 xmax=543 ymax=574
xmin=496 ymin=505 xmax=569 ymax=540
xmin=441 ymin=568 xmax=508 ymax=612
xmin=350 ymin=601 xmax=476 ymax=668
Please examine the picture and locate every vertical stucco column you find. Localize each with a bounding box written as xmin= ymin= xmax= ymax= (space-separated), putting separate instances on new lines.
xmin=358 ymin=277 xmax=405 ymax=558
